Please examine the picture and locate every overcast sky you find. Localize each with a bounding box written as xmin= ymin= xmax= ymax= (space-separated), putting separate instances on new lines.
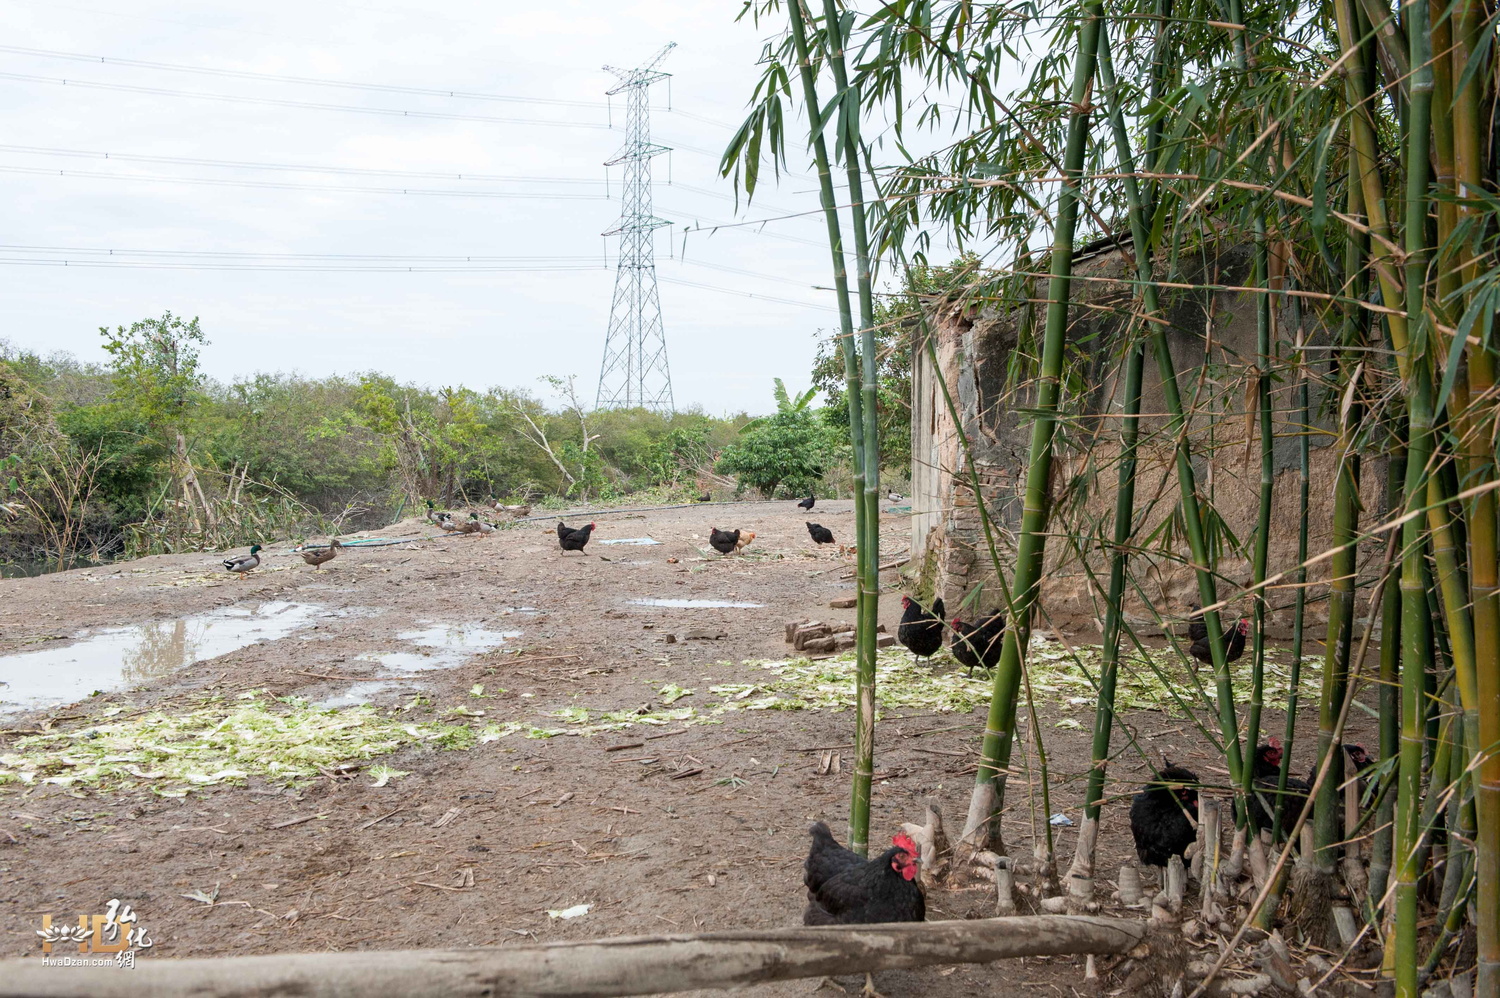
xmin=0 ymin=0 xmax=857 ymax=416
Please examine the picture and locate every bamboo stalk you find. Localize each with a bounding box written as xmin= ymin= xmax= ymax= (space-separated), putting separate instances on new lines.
xmin=1369 ymin=448 xmax=1405 ymax=906
xmin=1450 ymin=0 xmax=1500 ymax=979
xmin=783 ymin=0 xmax=873 ymax=855
xmin=813 ymin=0 xmax=882 ymax=859
xmin=1314 ymin=210 xmax=1364 ymax=873
xmin=1273 ymin=302 xmax=1314 ymax=846
xmin=959 ymin=0 xmax=1104 ymax=853
xmin=1393 ymin=1 xmax=1435 ymax=989
xmin=1065 ymin=17 xmax=1152 ymax=897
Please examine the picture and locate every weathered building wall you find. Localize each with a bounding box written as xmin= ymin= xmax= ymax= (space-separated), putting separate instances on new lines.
xmin=910 ymin=244 xmax=1389 ymax=638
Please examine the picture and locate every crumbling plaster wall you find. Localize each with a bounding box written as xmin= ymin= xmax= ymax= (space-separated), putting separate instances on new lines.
xmin=909 ymin=245 xmax=1389 ymax=638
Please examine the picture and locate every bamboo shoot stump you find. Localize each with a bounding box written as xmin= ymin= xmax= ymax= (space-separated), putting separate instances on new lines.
xmin=0 ymin=916 xmax=1149 ymax=998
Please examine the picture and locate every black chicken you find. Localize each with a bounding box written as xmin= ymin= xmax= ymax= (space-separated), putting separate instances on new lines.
xmin=806 ymin=522 xmax=835 ymax=545
xmin=1248 ymin=738 xmax=1312 ymax=837
xmin=708 ymin=527 xmax=740 ymax=555
xmin=556 ymin=522 xmax=595 ymax=555
xmin=697 ymin=492 xmax=712 ymax=503
xmin=1130 ymin=764 xmax=1200 ymax=870
xmin=1189 ymin=617 xmax=1250 ymax=668
xmin=798 ymin=495 xmax=816 ymax=511
xmin=803 ymin=822 xmax=925 ymax=996
xmin=951 ymin=612 xmax=1006 ymax=676
xmin=1312 ymin=743 xmax=1372 ymax=786
xmin=1184 ymin=603 xmax=1208 ymax=643
xmin=803 ymin=822 xmax=924 ymax=925
xmin=897 ymin=596 xmax=946 ymax=660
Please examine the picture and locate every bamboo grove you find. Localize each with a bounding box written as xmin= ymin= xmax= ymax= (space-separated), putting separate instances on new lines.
xmin=723 ymin=0 xmax=1500 ymax=993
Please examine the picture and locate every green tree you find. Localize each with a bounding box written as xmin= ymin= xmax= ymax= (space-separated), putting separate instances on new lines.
xmin=809 ymin=255 xmax=978 ymax=475
xmin=716 ymin=379 xmax=835 ymax=497
xmin=99 ymin=313 xmax=214 ymax=533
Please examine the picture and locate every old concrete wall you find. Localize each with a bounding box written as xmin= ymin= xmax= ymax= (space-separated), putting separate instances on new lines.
xmin=910 ymin=244 xmax=1389 ymax=638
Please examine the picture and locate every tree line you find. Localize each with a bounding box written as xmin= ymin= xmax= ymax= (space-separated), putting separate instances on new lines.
xmin=0 ymin=311 xmax=908 ymax=575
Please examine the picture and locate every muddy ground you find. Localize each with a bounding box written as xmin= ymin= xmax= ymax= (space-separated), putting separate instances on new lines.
xmin=0 ymin=500 xmax=1364 ymax=995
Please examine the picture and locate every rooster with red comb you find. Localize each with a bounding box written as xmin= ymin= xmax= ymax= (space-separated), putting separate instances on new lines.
xmin=802 ymin=821 xmax=925 ymax=996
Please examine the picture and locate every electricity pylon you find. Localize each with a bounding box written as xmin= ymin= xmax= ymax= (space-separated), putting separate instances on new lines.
xmin=596 ymin=42 xmax=675 ymax=412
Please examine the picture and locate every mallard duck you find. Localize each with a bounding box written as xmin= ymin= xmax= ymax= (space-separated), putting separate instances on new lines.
xmin=468 ymin=513 xmax=496 ymax=535
xmin=300 ymin=537 xmax=342 ymax=570
xmin=438 ymin=513 xmax=462 ymax=533
xmin=508 ymin=504 xmax=531 ymax=519
xmin=223 ymin=544 xmax=262 ymax=579
xmin=425 ymin=499 xmax=446 ymax=525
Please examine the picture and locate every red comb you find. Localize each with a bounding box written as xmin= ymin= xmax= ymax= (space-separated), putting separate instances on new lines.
xmin=893 ymin=833 xmax=919 ymax=855
xmin=1268 ymin=736 xmax=1282 ymax=749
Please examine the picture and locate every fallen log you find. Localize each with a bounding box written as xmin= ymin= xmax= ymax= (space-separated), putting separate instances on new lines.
xmin=0 ymin=915 xmax=1148 ymax=998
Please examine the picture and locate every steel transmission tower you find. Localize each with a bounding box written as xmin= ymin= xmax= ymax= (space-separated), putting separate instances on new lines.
xmin=596 ymin=42 xmax=676 ymax=412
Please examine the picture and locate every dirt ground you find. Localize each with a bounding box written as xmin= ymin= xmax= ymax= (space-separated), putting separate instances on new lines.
xmin=0 ymin=500 xmax=1359 ymax=995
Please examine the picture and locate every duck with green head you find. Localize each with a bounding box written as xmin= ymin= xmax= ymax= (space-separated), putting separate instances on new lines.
xmin=223 ymin=544 xmax=262 ymax=580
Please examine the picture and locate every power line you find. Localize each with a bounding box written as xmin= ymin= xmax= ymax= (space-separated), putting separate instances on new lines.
xmin=0 ymin=43 xmax=618 ymax=108
xmin=0 ymin=251 xmax=839 ymax=307
xmin=0 ymin=71 xmax=611 ymax=127
xmin=0 ymin=244 xmax=603 ymax=262
xmin=0 ymin=257 xmax=610 ymax=273
xmin=0 ymin=163 xmax=608 ymax=199
xmin=676 ymin=257 xmax=823 ymax=290
xmin=0 ymin=243 xmax=820 ymax=291
xmin=0 ymin=143 xmax=606 ymax=185
xmin=659 ymin=276 xmax=837 ymax=312
xmin=0 ymin=43 xmax=740 ymax=123
xmin=0 ymin=44 xmax=745 ymax=127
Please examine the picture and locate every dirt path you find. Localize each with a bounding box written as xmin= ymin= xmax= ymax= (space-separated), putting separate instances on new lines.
xmin=0 ymin=500 xmax=1352 ymax=995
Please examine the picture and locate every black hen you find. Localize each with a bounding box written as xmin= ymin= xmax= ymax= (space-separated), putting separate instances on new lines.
xmin=897 ymin=596 xmax=946 ymax=660
xmin=708 ymin=527 xmax=740 ymax=555
xmin=806 ymin=522 xmax=835 ymax=545
xmin=697 ymin=492 xmax=712 ymax=503
xmin=802 ymin=821 xmax=925 ymax=926
xmin=798 ymin=495 xmax=816 ymax=511
xmin=1310 ymin=743 xmax=1372 ymax=786
xmin=951 ymin=612 xmax=1006 ymax=676
xmin=1130 ymin=765 xmax=1200 ymax=869
xmin=1248 ymin=738 xmax=1312 ymax=837
xmin=1184 ymin=603 xmax=1208 ymax=643
xmin=556 ymin=522 xmax=595 ymax=554
xmin=1189 ymin=617 xmax=1249 ymax=668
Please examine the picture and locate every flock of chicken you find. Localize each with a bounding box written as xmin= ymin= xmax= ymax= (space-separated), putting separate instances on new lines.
xmin=214 ymin=492 xmax=1293 ymax=949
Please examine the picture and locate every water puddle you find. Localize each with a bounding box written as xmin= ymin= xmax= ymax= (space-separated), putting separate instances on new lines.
xmin=0 ymin=602 xmax=323 ymax=716
xmin=627 ymin=598 xmax=765 ymax=609
xmin=317 ymin=680 xmax=424 ymax=709
xmin=599 ymin=537 xmax=661 ymax=546
xmin=359 ymin=623 xmax=523 ymax=672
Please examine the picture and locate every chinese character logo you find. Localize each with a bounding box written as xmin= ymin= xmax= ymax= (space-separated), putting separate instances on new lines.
xmin=37 ymin=899 xmax=152 ymax=966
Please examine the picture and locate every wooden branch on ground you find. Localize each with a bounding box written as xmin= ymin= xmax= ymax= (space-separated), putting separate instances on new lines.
xmin=1 ymin=915 xmax=1149 ymax=998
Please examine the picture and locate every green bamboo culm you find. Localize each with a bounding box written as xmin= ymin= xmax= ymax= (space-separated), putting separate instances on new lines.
xmin=958 ymin=0 xmax=1103 ymax=853
xmin=1452 ymin=0 xmax=1500 ymax=978
xmin=1220 ymin=0 xmax=1274 ymax=827
xmin=1392 ymin=0 xmax=1434 ymax=987
xmin=782 ymin=0 xmax=874 ymax=856
xmin=1242 ymin=219 xmax=1274 ymax=831
xmin=816 ymin=0 xmax=882 ymax=860
xmin=1062 ymin=12 xmax=1155 ymax=896
xmin=1313 ymin=215 xmax=1364 ymax=874
xmin=1368 ymin=448 xmax=1404 ymax=907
